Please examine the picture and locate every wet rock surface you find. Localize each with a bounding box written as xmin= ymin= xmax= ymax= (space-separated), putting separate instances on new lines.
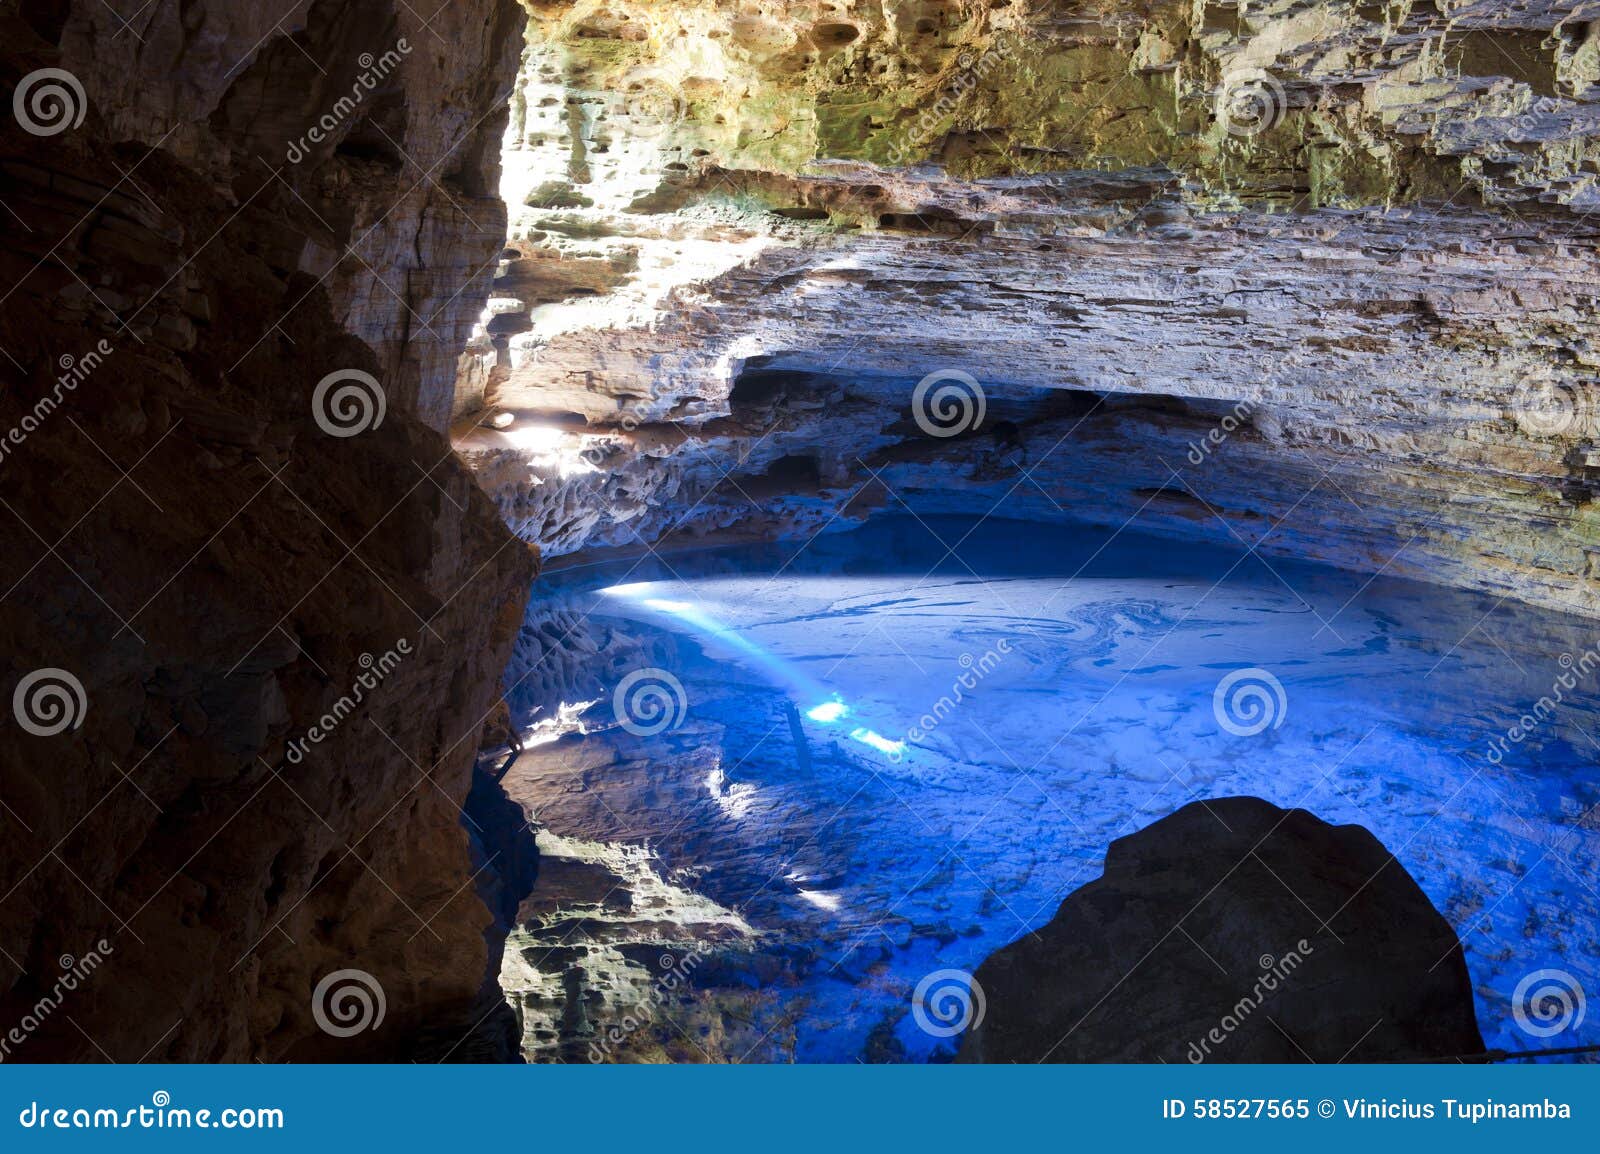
xmin=959 ymin=797 xmax=1486 ymax=1063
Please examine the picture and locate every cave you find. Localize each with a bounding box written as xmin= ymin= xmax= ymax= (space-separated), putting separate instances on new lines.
xmin=2 ymin=0 xmax=1598 ymax=1081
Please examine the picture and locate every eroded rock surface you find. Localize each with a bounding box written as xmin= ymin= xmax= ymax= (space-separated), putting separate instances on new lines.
xmin=42 ymin=0 xmax=526 ymax=429
xmin=513 ymin=0 xmax=1600 ymax=207
xmin=1 ymin=3 xmax=532 ymax=1061
xmin=458 ymin=0 xmax=1600 ymax=618
xmin=958 ymin=797 xmax=1485 ymax=1063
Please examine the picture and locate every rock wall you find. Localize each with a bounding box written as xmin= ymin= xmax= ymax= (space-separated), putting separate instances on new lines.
xmin=511 ymin=0 xmax=1600 ymax=207
xmin=0 ymin=3 xmax=533 ymax=1062
xmin=40 ymin=0 xmax=527 ymax=430
xmin=456 ymin=0 xmax=1600 ymax=619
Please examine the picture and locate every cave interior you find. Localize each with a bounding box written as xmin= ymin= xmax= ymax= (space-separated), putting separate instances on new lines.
xmin=1 ymin=0 xmax=1598 ymax=1065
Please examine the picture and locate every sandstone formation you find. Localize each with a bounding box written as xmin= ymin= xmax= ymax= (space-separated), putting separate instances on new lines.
xmin=957 ymin=797 xmax=1486 ymax=1063
xmin=0 ymin=3 xmax=532 ymax=1061
xmin=459 ymin=0 xmax=1600 ymax=619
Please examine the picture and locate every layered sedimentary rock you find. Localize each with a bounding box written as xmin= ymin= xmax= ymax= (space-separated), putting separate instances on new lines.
xmin=507 ymin=0 xmax=1600 ymax=206
xmin=0 ymin=3 xmax=532 ymax=1061
xmin=958 ymin=797 xmax=1485 ymax=1063
xmin=458 ymin=0 xmax=1600 ymax=617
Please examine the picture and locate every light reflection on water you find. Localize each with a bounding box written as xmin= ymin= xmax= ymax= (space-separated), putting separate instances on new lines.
xmin=500 ymin=516 xmax=1600 ymax=1063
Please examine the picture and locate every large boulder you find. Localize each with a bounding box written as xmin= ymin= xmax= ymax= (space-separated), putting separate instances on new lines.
xmin=959 ymin=797 xmax=1484 ymax=1063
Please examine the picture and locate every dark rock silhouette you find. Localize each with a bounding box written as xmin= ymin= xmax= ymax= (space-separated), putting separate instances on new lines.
xmin=0 ymin=2 xmax=531 ymax=1062
xmin=959 ymin=797 xmax=1484 ymax=1063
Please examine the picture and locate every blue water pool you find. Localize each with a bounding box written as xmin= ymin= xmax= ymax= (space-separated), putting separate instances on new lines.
xmin=496 ymin=516 xmax=1600 ymax=1063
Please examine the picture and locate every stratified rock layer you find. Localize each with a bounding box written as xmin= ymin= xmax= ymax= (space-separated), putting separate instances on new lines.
xmin=458 ymin=0 xmax=1600 ymax=620
xmin=515 ymin=0 xmax=1600 ymax=208
xmin=958 ymin=797 xmax=1485 ymax=1063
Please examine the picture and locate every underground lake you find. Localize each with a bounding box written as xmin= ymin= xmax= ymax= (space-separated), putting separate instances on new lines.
xmin=489 ymin=515 xmax=1600 ymax=1063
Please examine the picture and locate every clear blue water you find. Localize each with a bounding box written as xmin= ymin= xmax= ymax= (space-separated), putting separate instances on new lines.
xmin=507 ymin=515 xmax=1600 ymax=1062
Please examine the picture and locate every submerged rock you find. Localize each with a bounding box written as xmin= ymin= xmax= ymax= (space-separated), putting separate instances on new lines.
xmin=958 ymin=797 xmax=1484 ymax=1063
